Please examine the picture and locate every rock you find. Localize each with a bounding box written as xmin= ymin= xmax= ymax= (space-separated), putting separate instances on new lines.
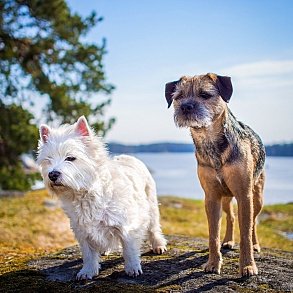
xmin=1 ymin=235 xmax=292 ymax=292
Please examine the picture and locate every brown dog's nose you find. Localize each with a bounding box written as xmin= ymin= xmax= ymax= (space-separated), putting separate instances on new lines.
xmin=181 ymin=103 xmax=194 ymax=114
xmin=48 ymin=170 xmax=61 ymax=182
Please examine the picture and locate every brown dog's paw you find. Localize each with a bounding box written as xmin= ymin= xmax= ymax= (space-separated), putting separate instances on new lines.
xmin=253 ymin=244 xmax=261 ymax=253
xmin=222 ymin=241 xmax=235 ymax=250
xmin=203 ymin=260 xmax=222 ymax=274
xmin=240 ymin=264 xmax=258 ymax=277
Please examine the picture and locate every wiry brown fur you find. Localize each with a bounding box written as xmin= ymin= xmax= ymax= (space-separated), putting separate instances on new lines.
xmin=165 ymin=73 xmax=265 ymax=277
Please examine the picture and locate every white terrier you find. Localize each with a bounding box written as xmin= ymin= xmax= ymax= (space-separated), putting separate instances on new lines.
xmin=37 ymin=116 xmax=167 ymax=280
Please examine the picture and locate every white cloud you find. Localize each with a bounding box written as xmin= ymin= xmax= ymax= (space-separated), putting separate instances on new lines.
xmin=224 ymin=60 xmax=293 ymax=78
xmin=221 ymin=60 xmax=293 ymax=93
xmin=220 ymin=60 xmax=293 ymax=144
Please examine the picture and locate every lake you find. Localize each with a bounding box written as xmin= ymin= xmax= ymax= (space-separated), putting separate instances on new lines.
xmin=134 ymin=153 xmax=293 ymax=205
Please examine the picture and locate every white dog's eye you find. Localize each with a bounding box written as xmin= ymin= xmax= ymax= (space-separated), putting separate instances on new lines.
xmin=65 ymin=156 xmax=76 ymax=162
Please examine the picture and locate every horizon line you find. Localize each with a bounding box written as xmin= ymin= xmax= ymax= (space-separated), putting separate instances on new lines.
xmin=106 ymin=140 xmax=293 ymax=146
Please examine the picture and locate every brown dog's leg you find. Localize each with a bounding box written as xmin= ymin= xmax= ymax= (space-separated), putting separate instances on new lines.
xmin=236 ymin=194 xmax=257 ymax=276
xmin=252 ymin=171 xmax=265 ymax=252
xmin=198 ymin=166 xmax=223 ymax=274
xmin=204 ymin=196 xmax=222 ymax=274
xmin=222 ymin=197 xmax=235 ymax=249
xmin=223 ymin=164 xmax=258 ymax=277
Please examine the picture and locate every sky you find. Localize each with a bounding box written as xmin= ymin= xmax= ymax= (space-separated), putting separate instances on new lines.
xmin=65 ymin=0 xmax=293 ymax=144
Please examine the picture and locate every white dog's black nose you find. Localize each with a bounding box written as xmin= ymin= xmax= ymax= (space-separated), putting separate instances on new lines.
xmin=48 ymin=170 xmax=61 ymax=182
xmin=181 ymin=103 xmax=194 ymax=114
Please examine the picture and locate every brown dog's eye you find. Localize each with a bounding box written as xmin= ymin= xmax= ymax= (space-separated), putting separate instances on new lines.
xmin=200 ymin=92 xmax=212 ymax=99
xmin=65 ymin=156 xmax=76 ymax=162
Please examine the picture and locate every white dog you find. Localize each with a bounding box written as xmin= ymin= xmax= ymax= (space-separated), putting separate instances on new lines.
xmin=37 ymin=116 xmax=167 ymax=280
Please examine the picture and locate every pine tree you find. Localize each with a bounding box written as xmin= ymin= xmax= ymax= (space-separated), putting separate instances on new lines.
xmin=0 ymin=102 xmax=39 ymax=190
xmin=0 ymin=0 xmax=115 ymax=190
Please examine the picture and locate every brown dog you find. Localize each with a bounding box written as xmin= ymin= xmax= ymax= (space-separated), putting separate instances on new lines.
xmin=165 ymin=73 xmax=265 ymax=277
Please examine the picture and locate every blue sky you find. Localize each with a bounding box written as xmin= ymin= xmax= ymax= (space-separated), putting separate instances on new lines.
xmin=66 ymin=0 xmax=293 ymax=144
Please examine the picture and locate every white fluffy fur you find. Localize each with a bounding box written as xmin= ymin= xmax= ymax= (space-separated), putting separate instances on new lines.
xmin=37 ymin=116 xmax=167 ymax=280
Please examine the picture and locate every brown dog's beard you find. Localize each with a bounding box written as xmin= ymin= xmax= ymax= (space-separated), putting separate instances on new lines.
xmin=173 ymin=100 xmax=226 ymax=129
xmin=174 ymin=104 xmax=213 ymax=128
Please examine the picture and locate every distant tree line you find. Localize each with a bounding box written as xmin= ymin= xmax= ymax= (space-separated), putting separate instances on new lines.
xmin=108 ymin=142 xmax=293 ymax=156
xmin=265 ymin=143 xmax=293 ymax=157
xmin=108 ymin=143 xmax=195 ymax=154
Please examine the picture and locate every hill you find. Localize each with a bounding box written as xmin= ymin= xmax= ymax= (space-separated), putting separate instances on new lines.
xmin=107 ymin=142 xmax=293 ymax=156
xmin=108 ymin=142 xmax=195 ymax=153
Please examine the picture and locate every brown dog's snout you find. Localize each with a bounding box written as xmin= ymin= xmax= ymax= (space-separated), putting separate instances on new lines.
xmin=181 ymin=102 xmax=195 ymax=114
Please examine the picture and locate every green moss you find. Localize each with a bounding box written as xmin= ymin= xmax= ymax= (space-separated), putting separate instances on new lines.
xmin=258 ymin=283 xmax=270 ymax=290
xmin=260 ymin=203 xmax=293 ymax=234
xmin=262 ymin=203 xmax=293 ymax=214
xmin=156 ymin=284 xmax=182 ymax=292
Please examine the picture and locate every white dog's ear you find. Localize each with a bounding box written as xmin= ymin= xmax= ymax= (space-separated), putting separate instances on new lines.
xmin=40 ymin=125 xmax=51 ymax=143
xmin=75 ymin=116 xmax=91 ymax=136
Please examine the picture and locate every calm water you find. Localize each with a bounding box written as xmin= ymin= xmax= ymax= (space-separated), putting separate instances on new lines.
xmin=134 ymin=153 xmax=293 ymax=205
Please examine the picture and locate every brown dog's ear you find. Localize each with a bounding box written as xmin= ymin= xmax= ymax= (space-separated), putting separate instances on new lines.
xmin=165 ymin=80 xmax=180 ymax=108
xmin=216 ymin=75 xmax=233 ymax=102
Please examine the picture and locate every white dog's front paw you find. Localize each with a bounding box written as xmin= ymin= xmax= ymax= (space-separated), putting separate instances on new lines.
xmin=153 ymin=245 xmax=167 ymax=255
xmin=125 ymin=261 xmax=143 ymax=277
xmin=102 ymin=248 xmax=112 ymax=256
xmin=76 ymin=265 xmax=100 ymax=280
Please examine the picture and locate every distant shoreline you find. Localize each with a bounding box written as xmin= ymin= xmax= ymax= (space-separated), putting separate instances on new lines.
xmin=107 ymin=142 xmax=293 ymax=157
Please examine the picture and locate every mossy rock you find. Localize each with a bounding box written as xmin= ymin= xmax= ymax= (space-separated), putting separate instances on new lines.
xmin=0 ymin=236 xmax=292 ymax=292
